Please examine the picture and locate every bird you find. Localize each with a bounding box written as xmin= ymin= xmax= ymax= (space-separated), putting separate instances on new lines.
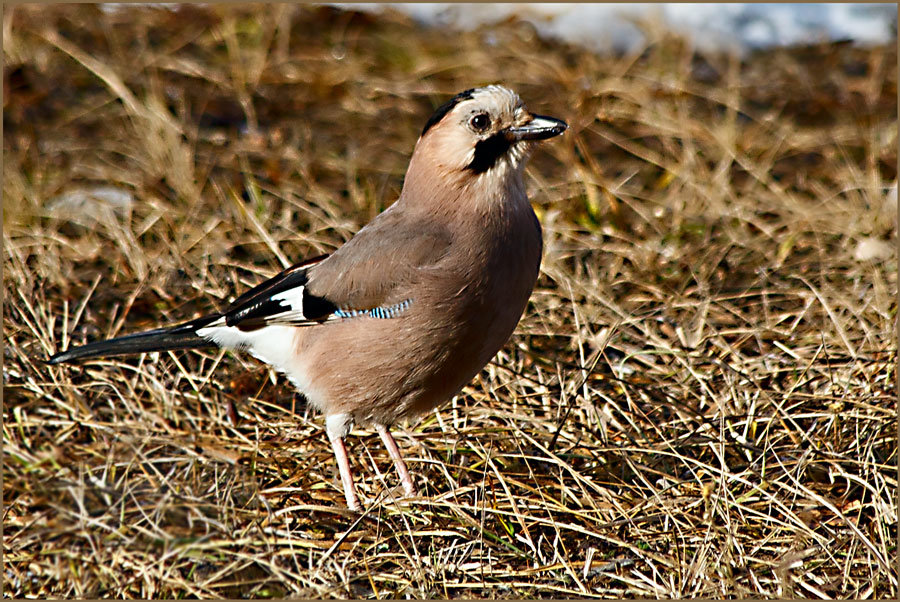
xmin=47 ymin=84 xmax=568 ymax=511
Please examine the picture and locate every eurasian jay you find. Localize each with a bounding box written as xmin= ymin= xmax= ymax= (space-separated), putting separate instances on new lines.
xmin=48 ymin=85 xmax=568 ymax=511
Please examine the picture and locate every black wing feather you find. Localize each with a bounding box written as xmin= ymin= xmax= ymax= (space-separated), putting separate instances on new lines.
xmin=224 ymin=254 xmax=336 ymax=328
xmin=227 ymin=254 xmax=328 ymax=311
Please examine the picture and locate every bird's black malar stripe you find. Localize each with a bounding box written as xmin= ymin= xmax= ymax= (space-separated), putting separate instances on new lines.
xmin=467 ymin=133 xmax=511 ymax=174
xmin=421 ymin=88 xmax=476 ymax=137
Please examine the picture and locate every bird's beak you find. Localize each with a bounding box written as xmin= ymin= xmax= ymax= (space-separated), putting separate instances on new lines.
xmin=506 ymin=114 xmax=568 ymax=142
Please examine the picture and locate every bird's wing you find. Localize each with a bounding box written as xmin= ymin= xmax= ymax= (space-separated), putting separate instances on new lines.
xmin=219 ymin=254 xmax=334 ymax=330
xmin=220 ymin=208 xmax=453 ymax=331
xmin=305 ymin=208 xmax=454 ymax=309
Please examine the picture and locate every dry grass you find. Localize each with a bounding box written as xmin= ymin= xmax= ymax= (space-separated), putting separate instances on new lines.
xmin=3 ymin=4 xmax=897 ymax=598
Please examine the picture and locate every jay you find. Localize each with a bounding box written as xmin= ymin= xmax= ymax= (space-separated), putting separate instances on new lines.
xmin=48 ymin=85 xmax=568 ymax=511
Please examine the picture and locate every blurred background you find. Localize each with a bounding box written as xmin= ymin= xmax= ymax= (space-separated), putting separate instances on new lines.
xmin=4 ymin=3 xmax=897 ymax=599
xmin=346 ymin=2 xmax=897 ymax=53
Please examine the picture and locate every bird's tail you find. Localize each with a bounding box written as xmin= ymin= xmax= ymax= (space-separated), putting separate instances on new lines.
xmin=46 ymin=315 xmax=221 ymax=365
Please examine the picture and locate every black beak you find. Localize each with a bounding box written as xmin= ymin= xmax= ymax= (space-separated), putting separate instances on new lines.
xmin=506 ymin=114 xmax=568 ymax=142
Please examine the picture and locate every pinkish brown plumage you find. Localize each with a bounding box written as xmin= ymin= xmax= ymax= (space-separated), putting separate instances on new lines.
xmin=48 ymin=85 xmax=567 ymax=511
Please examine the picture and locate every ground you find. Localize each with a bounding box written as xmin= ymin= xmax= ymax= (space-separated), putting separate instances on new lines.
xmin=3 ymin=4 xmax=897 ymax=598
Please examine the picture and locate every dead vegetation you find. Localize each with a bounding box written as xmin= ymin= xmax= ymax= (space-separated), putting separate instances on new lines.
xmin=3 ymin=4 xmax=897 ymax=598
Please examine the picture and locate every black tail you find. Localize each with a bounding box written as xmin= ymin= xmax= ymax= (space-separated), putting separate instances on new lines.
xmin=46 ymin=315 xmax=221 ymax=365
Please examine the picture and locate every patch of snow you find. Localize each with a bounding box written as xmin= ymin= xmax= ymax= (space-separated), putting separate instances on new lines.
xmin=854 ymin=237 xmax=895 ymax=262
xmin=46 ymin=186 xmax=135 ymax=225
xmin=344 ymin=3 xmax=896 ymax=54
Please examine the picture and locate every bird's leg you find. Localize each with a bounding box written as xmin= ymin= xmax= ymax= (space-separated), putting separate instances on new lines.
xmin=326 ymin=414 xmax=361 ymax=511
xmin=375 ymin=424 xmax=417 ymax=497
xmin=328 ymin=432 xmax=361 ymax=511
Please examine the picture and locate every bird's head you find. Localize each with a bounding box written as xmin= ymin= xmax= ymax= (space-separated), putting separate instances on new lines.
xmin=410 ymin=85 xmax=567 ymax=190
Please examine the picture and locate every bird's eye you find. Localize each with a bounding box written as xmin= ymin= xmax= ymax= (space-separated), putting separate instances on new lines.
xmin=469 ymin=113 xmax=490 ymax=132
